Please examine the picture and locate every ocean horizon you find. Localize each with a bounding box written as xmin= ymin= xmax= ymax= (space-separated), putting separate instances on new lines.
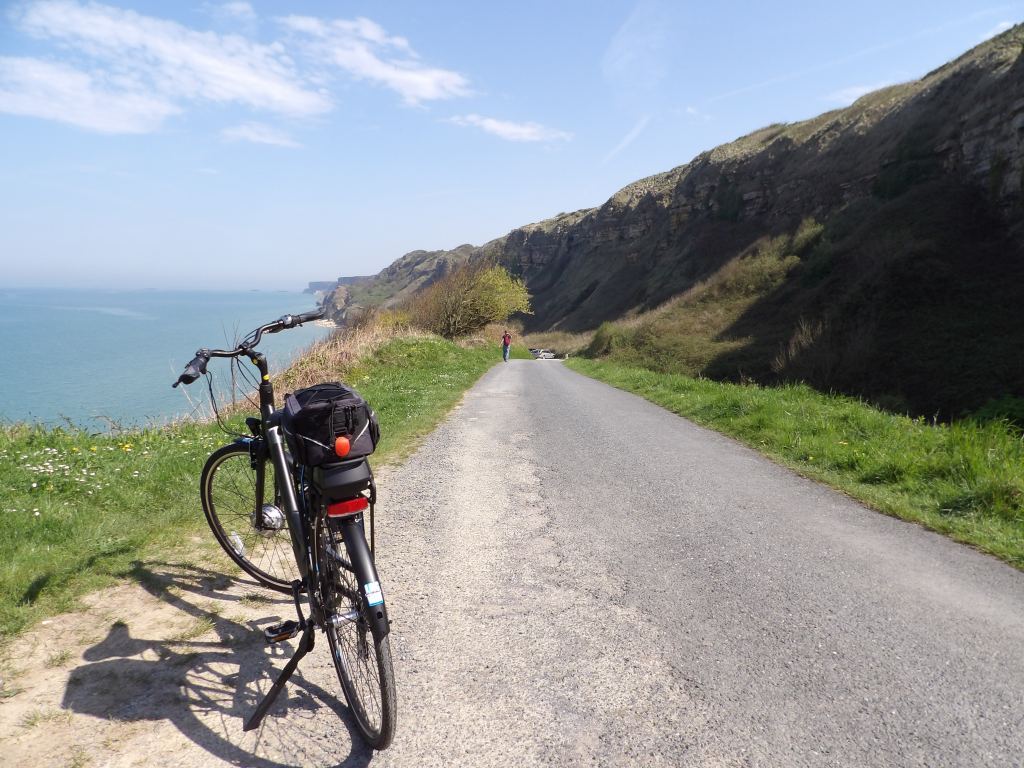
xmin=0 ymin=287 xmax=333 ymax=431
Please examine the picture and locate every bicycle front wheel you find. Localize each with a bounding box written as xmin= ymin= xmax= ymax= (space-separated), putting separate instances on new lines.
xmin=315 ymin=513 xmax=396 ymax=749
xmin=200 ymin=442 xmax=298 ymax=593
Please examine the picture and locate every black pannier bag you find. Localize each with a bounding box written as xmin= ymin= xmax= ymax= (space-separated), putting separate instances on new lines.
xmin=313 ymin=458 xmax=373 ymax=502
xmin=281 ymin=382 xmax=380 ymax=467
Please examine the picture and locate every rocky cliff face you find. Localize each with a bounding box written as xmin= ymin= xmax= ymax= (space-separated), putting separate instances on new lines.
xmin=330 ymin=28 xmax=1024 ymax=338
xmin=323 ymin=245 xmax=476 ymax=323
xmin=489 ymin=27 xmax=1024 ymax=332
xmin=305 ymin=281 xmax=340 ymax=294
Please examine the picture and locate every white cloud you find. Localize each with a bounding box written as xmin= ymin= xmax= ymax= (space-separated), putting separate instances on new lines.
xmin=602 ymin=1 xmax=672 ymax=108
xmin=0 ymin=56 xmax=179 ymax=133
xmin=826 ymin=81 xmax=896 ymax=105
xmin=603 ymin=114 xmax=651 ymax=163
xmin=221 ymin=122 xmax=300 ymax=147
xmin=2 ymin=2 xmax=474 ymax=136
xmin=280 ymin=15 xmax=470 ymax=105
xmin=448 ymin=114 xmax=571 ymax=143
xmin=979 ymin=20 xmax=1014 ymax=41
xmin=10 ymin=0 xmax=329 ymax=133
xmin=220 ymin=2 xmax=257 ymax=22
xmin=202 ymin=1 xmax=258 ymax=34
xmin=682 ymin=105 xmax=712 ymax=122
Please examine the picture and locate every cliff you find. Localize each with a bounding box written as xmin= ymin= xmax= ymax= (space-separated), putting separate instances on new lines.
xmin=326 ymin=27 xmax=1024 ymax=415
xmin=304 ymin=281 xmax=340 ymax=294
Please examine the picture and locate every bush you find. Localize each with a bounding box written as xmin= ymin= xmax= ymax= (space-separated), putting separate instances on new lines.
xmin=971 ymin=395 xmax=1024 ymax=433
xmin=408 ymin=262 xmax=531 ymax=339
xmin=586 ymin=322 xmax=630 ymax=357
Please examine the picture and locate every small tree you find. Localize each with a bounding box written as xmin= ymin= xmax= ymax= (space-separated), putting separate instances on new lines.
xmin=410 ymin=262 xmax=531 ymax=338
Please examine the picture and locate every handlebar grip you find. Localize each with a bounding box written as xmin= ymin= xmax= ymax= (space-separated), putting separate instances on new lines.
xmin=273 ymin=308 xmax=326 ymax=331
xmin=172 ymin=353 xmax=209 ymax=388
xmin=295 ymin=308 xmax=327 ymax=324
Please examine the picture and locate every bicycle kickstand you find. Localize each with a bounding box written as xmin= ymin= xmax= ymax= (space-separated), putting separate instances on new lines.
xmin=243 ymin=581 xmax=315 ymax=732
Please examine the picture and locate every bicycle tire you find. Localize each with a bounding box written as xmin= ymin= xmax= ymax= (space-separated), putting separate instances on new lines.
xmin=200 ymin=442 xmax=298 ymax=593
xmin=315 ymin=513 xmax=397 ymax=749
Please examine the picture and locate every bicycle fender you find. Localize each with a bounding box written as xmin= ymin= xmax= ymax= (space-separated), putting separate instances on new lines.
xmin=339 ymin=517 xmax=390 ymax=638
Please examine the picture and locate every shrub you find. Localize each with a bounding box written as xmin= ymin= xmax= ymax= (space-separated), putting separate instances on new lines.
xmin=586 ymin=322 xmax=630 ymax=357
xmin=408 ymin=262 xmax=531 ymax=339
xmin=971 ymin=395 xmax=1024 ymax=433
xmin=792 ymin=217 xmax=825 ymax=253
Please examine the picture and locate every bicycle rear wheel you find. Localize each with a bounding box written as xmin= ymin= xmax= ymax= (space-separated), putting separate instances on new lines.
xmin=200 ymin=442 xmax=298 ymax=593
xmin=315 ymin=513 xmax=396 ymax=749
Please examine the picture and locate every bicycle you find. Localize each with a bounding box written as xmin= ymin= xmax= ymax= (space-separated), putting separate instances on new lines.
xmin=173 ymin=309 xmax=397 ymax=749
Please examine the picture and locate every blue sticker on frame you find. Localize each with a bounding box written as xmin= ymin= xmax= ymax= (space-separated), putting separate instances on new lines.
xmin=364 ymin=580 xmax=384 ymax=606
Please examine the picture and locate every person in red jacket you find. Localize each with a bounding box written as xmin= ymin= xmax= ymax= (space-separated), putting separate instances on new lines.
xmin=501 ymin=330 xmax=512 ymax=362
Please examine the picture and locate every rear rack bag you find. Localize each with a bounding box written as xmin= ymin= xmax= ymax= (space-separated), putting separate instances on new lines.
xmin=282 ymin=382 xmax=380 ymax=466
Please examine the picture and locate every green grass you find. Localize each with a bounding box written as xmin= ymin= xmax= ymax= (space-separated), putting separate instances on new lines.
xmin=43 ymin=648 xmax=73 ymax=668
xmin=166 ymin=616 xmax=215 ymax=643
xmin=348 ymin=337 xmax=503 ymax=462
xmin=239 ymin=591 xmax=274 ymax=608
xmin=0 ymin=336 xmax=498 ymax=640
xmin=567 ymin=358 xmax=1024 ymax=568
xmin=509 ymin=343 xmax=534 ymax=360
xmin=19 ymin=707 xmax=73 ymax=729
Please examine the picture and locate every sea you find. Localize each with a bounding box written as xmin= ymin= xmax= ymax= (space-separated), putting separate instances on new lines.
xmin=0 ymin=288 xmax=334 ymax=431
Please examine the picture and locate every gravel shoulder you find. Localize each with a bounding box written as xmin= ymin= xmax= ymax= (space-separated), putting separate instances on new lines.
xmin=3 ymin=360 xmax=1023 ymax=767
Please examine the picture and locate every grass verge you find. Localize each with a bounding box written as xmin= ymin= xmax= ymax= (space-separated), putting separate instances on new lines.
xmin=0 ymin=335 xmax=498 ymax=640
xmin=566 ymin=358 xmax=1024 ymax=569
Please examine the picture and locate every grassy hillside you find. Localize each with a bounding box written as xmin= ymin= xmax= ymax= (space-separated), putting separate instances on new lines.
xmin=584 ymin=179 xmax=1024 ymax=418
xmin=0 ymin=334 xmax=500 ymax=641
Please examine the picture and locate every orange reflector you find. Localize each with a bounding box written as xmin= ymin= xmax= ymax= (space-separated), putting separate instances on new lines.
xmin=334 ymin=436 xmax=351 ymax=458
xmin=327 ymin=496 xmax=368 ymax=517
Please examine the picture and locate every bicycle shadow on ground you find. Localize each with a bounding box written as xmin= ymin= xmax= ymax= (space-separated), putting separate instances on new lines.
xmin=60 ymin=560 xmax=375 ymax=768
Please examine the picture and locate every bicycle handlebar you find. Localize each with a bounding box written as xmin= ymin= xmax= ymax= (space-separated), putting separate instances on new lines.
xmin=172 ymin=307 xmax=327 ymax=387
xmin=172 ymin=354 xmax=209 ymax=388
xmin=294 ymin=308 xmax=327 ymax=325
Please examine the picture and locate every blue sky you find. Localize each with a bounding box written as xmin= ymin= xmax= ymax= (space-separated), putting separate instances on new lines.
xmin=0 ymin=1 xmax=1019 ymax=290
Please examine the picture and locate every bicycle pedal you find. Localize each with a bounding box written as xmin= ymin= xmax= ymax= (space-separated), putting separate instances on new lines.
xmin=263 ymin=620 xmax=300 ymax=644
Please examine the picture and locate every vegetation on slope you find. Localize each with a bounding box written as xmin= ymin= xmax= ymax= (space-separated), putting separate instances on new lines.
xmin=582 ymin=179 xmax=1024 ymax=419
xmin=586 ymin=218 xmax=822 ymax=376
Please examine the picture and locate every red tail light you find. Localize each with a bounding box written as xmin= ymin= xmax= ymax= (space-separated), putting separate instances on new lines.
xmin=327 ymin=496 xmax=368 ymax=517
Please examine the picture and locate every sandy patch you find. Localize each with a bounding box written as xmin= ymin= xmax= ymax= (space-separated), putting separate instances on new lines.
xmin=0 ymin=548 xmax=375 ymax=767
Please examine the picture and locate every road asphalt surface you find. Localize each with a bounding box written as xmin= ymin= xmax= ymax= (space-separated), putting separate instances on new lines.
xmin=363 ymin=359 xmax=1024 ymax=767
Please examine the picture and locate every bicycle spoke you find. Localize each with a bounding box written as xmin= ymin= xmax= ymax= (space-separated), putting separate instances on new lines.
xmin=315 ymin=515 xmax=391 ymax=740
xmin=202 ymin=445 xmax=298 ymax=591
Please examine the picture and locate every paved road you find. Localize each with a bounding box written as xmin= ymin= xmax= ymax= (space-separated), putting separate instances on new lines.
xmin=368 ymin=360 xmax=1024 ymax=767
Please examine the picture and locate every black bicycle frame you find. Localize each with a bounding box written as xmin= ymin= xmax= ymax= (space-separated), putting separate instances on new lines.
xmin=246 ymin=351 xmax=314 ymax=586
xmin=238 ymin=348 xmax=389 ymax=637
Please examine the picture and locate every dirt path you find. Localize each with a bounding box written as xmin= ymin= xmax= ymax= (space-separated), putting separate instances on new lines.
xmin=0 ymin=541 xmax=376 ymax=767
